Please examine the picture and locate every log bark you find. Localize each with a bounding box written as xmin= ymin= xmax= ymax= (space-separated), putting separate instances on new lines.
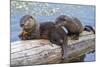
xmin=11 ymin=31 xmax=95 ymax=66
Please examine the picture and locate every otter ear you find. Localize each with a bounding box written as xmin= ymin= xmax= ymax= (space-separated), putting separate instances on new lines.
xmin=30 ymin=16 xmax=33 ymax=19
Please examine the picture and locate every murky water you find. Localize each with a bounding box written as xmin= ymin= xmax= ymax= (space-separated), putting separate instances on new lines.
xmin=10 ymin=0 xmax=95 ymax=62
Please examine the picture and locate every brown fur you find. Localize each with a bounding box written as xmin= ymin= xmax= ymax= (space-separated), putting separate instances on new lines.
xmin=19 ymin=15 xmax=40 ymax=40
xmin=19 ymin=16 xmax=68 ymax=61
xmin=40 ymin=22 xmax=68 ymax=61
xmin=55 ymin=15 xmax=95 ymax=39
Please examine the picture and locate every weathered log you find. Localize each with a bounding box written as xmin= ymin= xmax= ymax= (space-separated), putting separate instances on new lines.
xmin=11 ymin=31 xmax=95 ymax=66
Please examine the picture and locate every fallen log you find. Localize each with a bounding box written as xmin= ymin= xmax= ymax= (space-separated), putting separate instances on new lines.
xmin=11 ymin=31 xmax=95 ymax=66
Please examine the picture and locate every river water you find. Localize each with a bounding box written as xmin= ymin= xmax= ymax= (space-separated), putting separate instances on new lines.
xmin=11 ymin=1 xmax=95 ymax=62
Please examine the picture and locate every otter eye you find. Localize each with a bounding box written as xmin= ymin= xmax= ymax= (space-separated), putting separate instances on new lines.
xmin=59 ymin=18 xmax=65 ymax=21
xmin=62 ymin=19 xmax=66 ymax=21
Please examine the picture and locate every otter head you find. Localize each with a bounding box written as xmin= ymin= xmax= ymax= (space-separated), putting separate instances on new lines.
xmin=55 ymin=15 xmax=71 ymax=27
xmin=19 ymin=15 xmax=37 ymax=40
xmin=20 ymin=15 xmax=37 ymax=32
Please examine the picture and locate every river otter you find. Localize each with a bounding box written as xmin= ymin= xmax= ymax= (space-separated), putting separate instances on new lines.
xmin=40 ymin=22 xmax=68 ymax=60
xmin=19 ymin=15 xmax=68 ymax=60
xmin=39 ymin=22 xmax=55 ymax=39
xmin=55 ymin=15 xmax=95 ymax=39
xmin=19 ymin=15 xmax=40 ymax=40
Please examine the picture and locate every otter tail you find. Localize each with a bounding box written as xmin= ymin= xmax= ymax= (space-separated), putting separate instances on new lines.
xmin=84 ymin=25 xmax=95 ymax=34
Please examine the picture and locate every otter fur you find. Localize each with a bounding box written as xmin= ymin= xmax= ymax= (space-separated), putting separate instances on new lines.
xmin=55 ymin=15 xmax=95 ymax=39
xmin=40 ymin=22 xmax=68 ymax=61
xmin=19 ymin=15 xmax=68 ymax=59
xmin=19 ymin=15 xmax=68 ymax=61
xmin=19 ymin=15 xmax=40 ymax=40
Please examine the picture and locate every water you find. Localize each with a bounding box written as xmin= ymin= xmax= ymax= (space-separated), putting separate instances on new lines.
xmin=11 ymin=1 xmax=95 ymax=62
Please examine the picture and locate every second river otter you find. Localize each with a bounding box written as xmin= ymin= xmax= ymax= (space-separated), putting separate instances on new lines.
xmin=55 ymin=15 xmax=95 ymax=40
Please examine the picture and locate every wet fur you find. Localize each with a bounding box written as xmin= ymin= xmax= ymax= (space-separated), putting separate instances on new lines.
xmin=40 ymin=22 xmax=68 ymax=60
xmin=19 ymin=15 xmax=40 ymax=40
xmin=19 ymin=15 xmax=68 ymax=61
xmin=55 ymin=15 xmax=95 ymax=40
xmin=84 ymin=25 xmax=95 ymax=34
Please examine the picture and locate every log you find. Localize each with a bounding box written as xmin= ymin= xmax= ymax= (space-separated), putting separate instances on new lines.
xmin=11 ymin=31 xmax=95 ymax=66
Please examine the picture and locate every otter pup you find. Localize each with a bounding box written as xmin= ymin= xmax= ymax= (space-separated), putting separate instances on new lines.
xmin=19 ymin=15 xmax=40 ymax=40
xmin=55 ymin=15 xmax=95 ymax=39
